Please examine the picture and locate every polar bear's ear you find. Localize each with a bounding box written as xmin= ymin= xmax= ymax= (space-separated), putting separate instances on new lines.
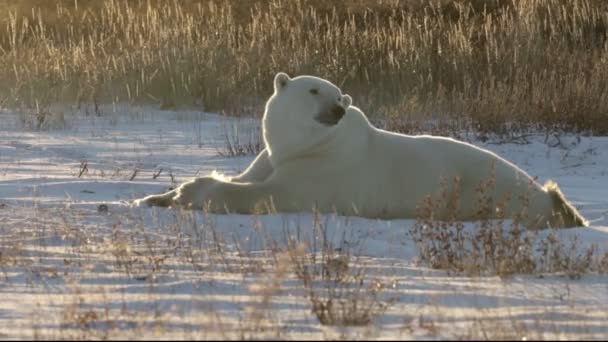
xmin=274 ymin=72 xmax=291 ymax=92
xmin=343 ymin=94 xmax=352 ymax=107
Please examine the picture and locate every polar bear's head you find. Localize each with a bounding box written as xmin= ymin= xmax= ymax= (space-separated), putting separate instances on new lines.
xmin=268 ymin=72 xmax=352 ymax=127
xmin=263 ymin=72 xmax=352 ymax=164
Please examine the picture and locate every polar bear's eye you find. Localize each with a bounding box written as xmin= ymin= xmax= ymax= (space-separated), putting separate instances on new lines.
xmin=309 ymin=88 xmax=319 ymax=95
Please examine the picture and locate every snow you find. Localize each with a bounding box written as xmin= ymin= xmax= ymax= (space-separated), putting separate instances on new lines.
xmin=0 ymin=106 xmax=607 ymax=339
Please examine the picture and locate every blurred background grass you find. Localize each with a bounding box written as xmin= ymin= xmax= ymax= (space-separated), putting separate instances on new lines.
xmin=0 ymin=0 xmax=606 ymax=133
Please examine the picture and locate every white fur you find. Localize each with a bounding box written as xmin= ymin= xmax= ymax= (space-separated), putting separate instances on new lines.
xmin=135 ymin=73 xmax=586 ymax=229
xmin=263 ymin=72 xmax=352 ymax=167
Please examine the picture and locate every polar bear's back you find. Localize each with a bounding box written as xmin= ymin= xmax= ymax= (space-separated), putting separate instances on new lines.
xmin=369 ymin=131 xmax=550 ymax=220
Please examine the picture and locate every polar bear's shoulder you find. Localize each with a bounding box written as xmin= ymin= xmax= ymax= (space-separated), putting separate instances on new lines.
xmin=343 ymin=105 xmax=372 ymax=129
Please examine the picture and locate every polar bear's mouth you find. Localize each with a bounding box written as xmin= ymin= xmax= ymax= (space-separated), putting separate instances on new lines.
xmin=315 ymin=105 xmax=346 ymax=126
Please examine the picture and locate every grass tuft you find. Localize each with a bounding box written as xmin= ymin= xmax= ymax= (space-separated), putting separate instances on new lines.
xmin=0 ymin=0 xmax=606 ymax=133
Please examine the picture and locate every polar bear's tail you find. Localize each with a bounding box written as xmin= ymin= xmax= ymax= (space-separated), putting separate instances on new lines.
xmin=544 ymin=181 xmax=588 ymax=228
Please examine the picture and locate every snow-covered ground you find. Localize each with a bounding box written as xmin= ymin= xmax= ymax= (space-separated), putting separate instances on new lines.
xmin=0 ymin=107 xmax=607 ymax=340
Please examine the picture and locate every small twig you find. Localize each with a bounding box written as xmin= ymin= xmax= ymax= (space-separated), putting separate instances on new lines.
xmin=78 ymin=160 xmax=88 ymax=178
xmin=129 ymin=169 xmax=139 ymax=181
xmin=152 ymin=168 xmax=163 ymax=180
xmin=560 ymin=162 xmax=596 ymax=170
xmin=485 ymin=133 xmax=532 ymax=145
xmin=169 ymin=170 xmax=176 ymax=184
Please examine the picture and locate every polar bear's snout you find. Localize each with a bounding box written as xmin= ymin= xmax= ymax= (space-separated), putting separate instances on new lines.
xmin=315 ymin=104 xmax=346 ymax=126
xmin=332 ymin=105 xmax=345 ymax=117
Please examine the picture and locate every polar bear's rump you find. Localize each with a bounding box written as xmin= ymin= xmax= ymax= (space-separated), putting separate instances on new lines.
xmin=544 ymin=181 xmax=588 ymax=227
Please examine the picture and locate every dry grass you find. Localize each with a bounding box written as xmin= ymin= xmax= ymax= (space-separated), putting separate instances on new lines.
xmin=285 ymin=212 xmax=397 ymax=326
xmin=410 ymin=172 xmax=608 ymax=278
xmin=216 ymin=113 xmax=264 ymax=157
xmin=456 ymin=306 xmax=608 ymax=340
xmin=1 ymin=201 xmax=606 ymax=339
xmin=0 ymin=0 xmax=606 ymax=133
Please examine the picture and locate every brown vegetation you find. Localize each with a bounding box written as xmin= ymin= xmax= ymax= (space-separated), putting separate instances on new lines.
xmin=0 ymin=0 xmax=606 ymax=133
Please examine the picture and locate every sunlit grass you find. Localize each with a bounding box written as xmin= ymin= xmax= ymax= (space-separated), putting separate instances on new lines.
xmin=0 ymin=0 xmax=606 ymax=133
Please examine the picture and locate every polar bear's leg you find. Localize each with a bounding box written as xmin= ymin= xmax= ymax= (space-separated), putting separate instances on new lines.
xmin=230 ymin=149 xmax=274 ymax=183
xmin=173 ymin=176 xmax=286 ymax=214
xmin=135 ymin=148 xmax=273 ymax=208
xmin=133 ymin=188 xmax=178 ymax=207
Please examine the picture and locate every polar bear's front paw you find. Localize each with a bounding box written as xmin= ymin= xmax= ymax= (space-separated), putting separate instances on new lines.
xmin=131 ymin=198 xmax=148 ymax=208
xmin=132 ymin=190 xmax=177 ymax=208
xmin=131 ymin=196 xmax=161 ymax=208
xmin=173 ymin=177 xmax=220 ymax=210
xmin=132 ymin=197 xmax=158 ymax=208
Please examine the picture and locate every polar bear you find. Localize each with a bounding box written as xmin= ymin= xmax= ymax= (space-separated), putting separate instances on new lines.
xmin=134 ymin=72 xmax=587 ymax=229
